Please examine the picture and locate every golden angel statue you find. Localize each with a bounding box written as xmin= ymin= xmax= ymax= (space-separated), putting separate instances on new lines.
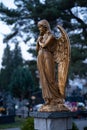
xmin=36 ymin=19 xmax=70 ymax=112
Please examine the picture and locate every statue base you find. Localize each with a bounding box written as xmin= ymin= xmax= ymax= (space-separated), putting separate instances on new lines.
xmin=38 ymin=103 xmax=69 ymax=112
xmin=30 ymin=111 xmax=75 ymax=130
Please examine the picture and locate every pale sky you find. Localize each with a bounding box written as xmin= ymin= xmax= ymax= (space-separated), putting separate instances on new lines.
xmin=0 ymin=0 xmax=16 ymax=9
xmin=0 ymin=0 xmax=33 ymax=68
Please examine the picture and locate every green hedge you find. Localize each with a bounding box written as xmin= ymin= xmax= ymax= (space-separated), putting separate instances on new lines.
xmin=21 ymin=117 xmax=34 ymax=130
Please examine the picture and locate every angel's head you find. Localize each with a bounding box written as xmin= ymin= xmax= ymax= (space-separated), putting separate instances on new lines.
xmin=38 ymin=19 xmax=51 ymax=35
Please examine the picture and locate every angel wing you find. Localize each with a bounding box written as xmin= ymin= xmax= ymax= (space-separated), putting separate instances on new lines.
xmin=53 ymin=25 xmax=70 ymax=98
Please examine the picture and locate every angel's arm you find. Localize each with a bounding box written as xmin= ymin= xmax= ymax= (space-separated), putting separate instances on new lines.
xmin=39 ymin=34 xmax=54 ymax=48
xmin=36 ymin=36 xmax=43 ymax=52
xmin=36 ymin=42 xmax=39 ymax=52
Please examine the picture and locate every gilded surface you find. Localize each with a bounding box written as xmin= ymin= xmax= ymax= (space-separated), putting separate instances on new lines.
xmin=36 ymin=19 xmax=70 ymax=112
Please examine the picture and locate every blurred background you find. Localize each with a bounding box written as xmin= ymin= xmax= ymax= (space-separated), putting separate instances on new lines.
xmin=0 ymin=0 xmax=87 ymax=120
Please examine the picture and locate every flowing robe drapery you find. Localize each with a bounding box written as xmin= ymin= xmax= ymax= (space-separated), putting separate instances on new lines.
xmin=37 ymin=33 xmax=61 ymax=103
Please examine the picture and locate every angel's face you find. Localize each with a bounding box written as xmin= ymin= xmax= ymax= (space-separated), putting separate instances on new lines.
xmin=38 ymin=24 xmax=47 ymax=36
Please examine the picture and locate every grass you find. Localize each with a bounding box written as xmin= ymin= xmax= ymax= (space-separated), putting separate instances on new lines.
xmin=0 ymin=116 xmax=26 ymax=129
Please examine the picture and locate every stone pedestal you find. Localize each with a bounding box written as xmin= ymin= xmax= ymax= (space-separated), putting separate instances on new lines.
xmin=30 ymin=112 xmax=75 ymax=130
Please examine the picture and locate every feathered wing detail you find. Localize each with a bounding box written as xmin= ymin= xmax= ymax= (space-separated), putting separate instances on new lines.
xmin=53 ymin=25 xmax=70 ymax=97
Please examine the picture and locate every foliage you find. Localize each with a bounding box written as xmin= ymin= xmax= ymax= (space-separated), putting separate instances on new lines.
xmin=0 ymin=43 xmax=23 ymax=92
xmin=0 ymin=0 xmax=87 ymax=82
xmin=72 ymin=123 xmax=79 ymax=130
xmin=0 ymin=117 xmax=26 ymax=129
xmin=26 ymin=60 xmax=39 ymax=89
xmin=9 ymin=66 xmax=35 ymax=98
xmin=69 ymin=46 xmax=87 ymax=79
xmin=11 ymin=42 xmax=23 ymax=68
xmin=21 ymin=117 xmax=34 ymax=130
xmin=0 ymin=44 xmax=14 ymax=91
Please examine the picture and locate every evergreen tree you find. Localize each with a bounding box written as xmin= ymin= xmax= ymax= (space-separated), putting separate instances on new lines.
xmin=26 ymin=60 xmax=39 ymax=89
xmin=0 ymin=0 xmax=87 ymax=80
xmin=9 ymin=66 xmax=34 ymax=99
xmin=11 ymin=42 xmax=23 ymax=69
xmin=0 ymin=43 xmax=24 ymax=92
xmin=0 ymin=44 xmax=13 ymax=91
